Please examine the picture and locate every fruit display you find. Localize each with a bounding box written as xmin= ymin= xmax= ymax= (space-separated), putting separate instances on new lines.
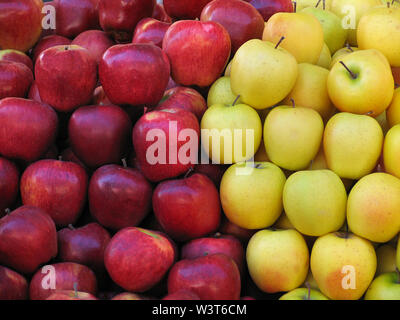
xmin=1 ymin=0 xmax=400 ymax=303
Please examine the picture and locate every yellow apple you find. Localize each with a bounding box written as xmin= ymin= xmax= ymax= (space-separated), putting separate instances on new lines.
xmin=317 ymin=43 xmax=332 ymax=69
xmin=364 ymin=272 xmax=400 ymax=300
xmin=375 ymin=244 xmax=398 ymax=276
xmin=273 ymin=211 xmax=295 ymax=230
xmin=330 ymin=46 xmax=358 ymax=69
xmin=302 ymin=269 xmax=320 ymax=291
xmin=386 ymin=87 xmax=400 ymax=127
xmin=264 ymin=106 xmax=324 ymax=171
xmin=279 ymin=287 xmax=329 ymax=300
xmin=262 ymin=12 xmax=324 ymax=64
xmin=230 ymin=39 xmax=298 ymax=110
xmin=374 ymin=110 xmax=390 ymax=135
xmin=383 ymin=124 xmax=400 ymax=179
xmin=310 ymin=232 xmax=377 ymax=300
xmin=224 ymin=60 xmax=232 ymax=77
xmin=207 ymin=76 xmax=241 ymax=107
xmin=347 ymin=172 xmax=400 ymax=243
xmin=247 ymin=229 xmax=309 ymax=293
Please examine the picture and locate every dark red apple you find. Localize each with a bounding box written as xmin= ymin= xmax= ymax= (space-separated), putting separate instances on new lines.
xmin=155 ymin=87 xmax=207 ymax=121
xmin=162 ymin=290 xmax=200 ymax=300
xmin=57 ymin=223 xmax=111 ymax=274
xmin=98 ymin=0 xmax=156 ymax=43
xmin=245 ymin=0 xmax=294 ymax=21
xmin=29 ymin=262 xmax=98 ymax=300
xmin=89 ymin=164 xmax=152 ymax=230
xmin=27 ymin=81 xmax=42 ymax=103
xmin=20 ymin=159 xmax=88 ymax=227
xmin=0 ymin=98 xmax=58 ymax=162
xmin=111 ymin=292 xmax=152 ymax=300
xmin=0 ymin=266 xmax=28 ymax=300
xmin=168 ymin=253 xmax=241 ymax=300
xmin=72 ymin=30 xmax=115 ymax=64
xmin=104 ymin=227 xmax=175 ymax=292
xmin=60 ymin=148 xmax=87 ymax=169
xmin=40 ymin=144 xmax=58 ymax=161
xmin=35 ymin=45 xmax=97 ymax=112
xmin=132 ymin=107 xmax=200 ymax=182
xmin=164 ymin=0 xmax=213 ymax=19
xmin=0 ymin=61 xmax=33 ymax=99
xmin=201 ymin=0 xmax=265 ymax=53
xmin=132 ymin=18 xmax=171 ymax=48
xmin=241 ymin=296 xmax=256 ymax=300
xmin=194 ymin=163 xmax=227 ymax=187
xmin=162 ymin=20 xmax=231 ymax=87
xmin=153 ymin=173 xmax=221 ymax=241
xmin=0 ymin=0 xmax=43 ymax=52
xmin=0 ymin=49 xmax=33 ymax=71
xmin=99 ymin=43 xmax=170 ymax=107
xmin=0 ymin=206 xmax=57 ymax=274
xmin=0 ymin=157 xmax=19 ymax=217
xmin=46 ymin=290 xmax=98 ymax=300
xmin=32 ymin=35 xmax=72 ymax=63
xmin=152 ymin=3 xmax=173 ymax=23
xmin=219 ymin=217 xmax=256 ymax=243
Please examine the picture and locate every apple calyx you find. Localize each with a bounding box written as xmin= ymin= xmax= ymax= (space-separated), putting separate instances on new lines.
xmin=184 ymin=167 xmax=194 ymax=179
xmin=275 ymin=37 xmax=285 ymax=49
xmin=232 ymin=95 xmax=241 ymax=106
xmin=339 ymin=61 xmax=357 ymax=80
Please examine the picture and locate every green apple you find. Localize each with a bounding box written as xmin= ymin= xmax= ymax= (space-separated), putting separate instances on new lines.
xmin=207 ymin=76 xmax=241 ymax=107
xmin=364 ymin=272 xmax=400 ymax=300
xmin=283 ymin=169 xmax=347 ymax=237
xmin=323 ymin=112 xmax=384 ymax=180
xmin=383 ymin=124 xmax=400 ymax=179
xmin=264 ymin=106 xmax=324 ymax=171
xmin=220 ymin=162 xmax=286 ymax=229
xmin=279 ymin=287 xmax=329 ymax=300
xmin=376 ymin=244 xmax=398 ymax=276
xmin=317 ymin=42 xmax=332 ymax=69
xmin=310 ymin=232 xmax=377 ymax=300
xmin=330 ymin=45 xmax=358 ymax=69
xmin=247 ymin=229 xmax=309 ymax=293
xmin=230 ymin=39 xmax=298 ymax=110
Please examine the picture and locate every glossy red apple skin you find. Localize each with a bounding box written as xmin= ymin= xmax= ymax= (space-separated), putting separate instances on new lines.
xmin=46 ymin=290 xmax=98 ymax=300
xmin=163 ymin=20 xmax=231 ymax=87
xmin=219 ymin=217 xmax=256 ymax=243
xmin=245 ymin=0 xmax=294 ymax=21
xmin=132 ymin=107 xmax=200 ymax=182
xmin=153 ymin=173 xmax=221 ymax=241
xmin=194 ymin=163 xmax=227 ymax=188
xmin=20 ymin=159 xmax=88 ymax=227
xmin=0 ymin=206 xmax=57 ymax=274
xmin=168 ymin=253 xmax=241 ymax=300
xmin=201 ymin=0 xmax=264 ymax=53
xmin=152 ymin=3 xmax=173 ymax=23
xmin=53 ymin=0 xmax=100 ymax=39
xmin=72 ymin=30 xmax=115 ymax=64
xmin=0 ymin=61 xmax=33 ymax=100
xmin=0 ymin=0 xmax=43 ymax=52
xmin=0 ymin=266 xmax=28 ymax=300
xmin=29 ymin=262 xmax=98 ymax=300
xmin=0 ymin=157 xmax=19 ymax=217
xmin=35 ymin=45 xmax=98 ymax=113
xmin=57 ymin=223 xmax=111 ymax=274
xmin=32 ymin=35 xmax=72 ymax=63
xmin=162 ymin=290 xmax=200 ymax=300
xmin=104 ymin=227 xmax=175 ymax=292
xmin=0 ymin=98 xmax=58 ymax=162
xmin=132 ymin=18 xmax=171 ymax=48
xmin=89 ymin=165 xmax=153 ymax=230
xmin=99 ymin=0 xmax=156 ymax=43
xmin=164 ymin=0 xmax=213 ymax=19
xmin=68 ymin=105 xmax=132 ymax=168
xmin=99 ymin=43 xmax=170 ymax=107
xmin=0 ymin=50 xmax=33 ymax=71
xmin=155 ymin=87 xmax=207 ymax=121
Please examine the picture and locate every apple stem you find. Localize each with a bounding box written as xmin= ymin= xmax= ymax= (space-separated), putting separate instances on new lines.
xmin=305 ymin=282 xmax=311 ymax=300
xmin=387 ymin=1 xmax=390 ymax=8
xmin=68 ymin=224 xmax=75 ymax=230
xmin=345 ymin=43 xmax=353 ymax=52
xmin=364 ymin=111 xmax=373 ymax=116
xmin=395 ymin=83 xmax=400 ymax=88
xmin=4 ymin=208 xmax=11 ymax=215
xmin=232 ymin=95 xmax=241 ymax=106
xmin=339 ymin=61 xmax=357 ymax=79
xmin=254 ymin=163 xmax=263 ymax=169
xmin=58 ymin=155 xmax=63 ymax=161
xmin=121 ymin=158 xmax=128 ymax=168
xmin=396 ymin=267 xmax=400 ymax=284
xmin=315 ymin=0 xmax=321 ymax=8
xmin=293 ymin=1 xmax=297 ymax=12
xmin=184 ymin=167 xmax=194 ymax=179
xmin=275 ymin=37 xmax=285 ymax=49
xmin=290 ymin=98 xmax=295 ymax=108
xmin=73 ymin=283 xmax=78 ymax=298
xmin=214 ymin=232 xmax=222 ymax=238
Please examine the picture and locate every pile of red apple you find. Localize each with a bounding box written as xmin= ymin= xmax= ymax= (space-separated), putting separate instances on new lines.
xmin=1 ymin=0 xmax=400 ymax=301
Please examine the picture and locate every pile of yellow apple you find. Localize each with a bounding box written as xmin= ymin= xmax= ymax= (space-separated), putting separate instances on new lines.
xmin=201 ymin=0 xmax=400 ymax=300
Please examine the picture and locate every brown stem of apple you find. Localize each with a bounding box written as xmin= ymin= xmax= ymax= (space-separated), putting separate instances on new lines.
xmin=305 ymin=282 xmax=311 ymax=300
xmin=315 ymin=0 xmax=321 ymax=8
xmin=339 ymin=61 xmax=357 ymax=79
xmin=4 ymin=208 xmax=11 ymax=215
xmin=275 ymin=36 xmax=285 ymax=49
xmin=68 ymin=224 xmax=75 ymax=231
xmin=121 ymin=158 xmax=128 ymax=168
xmin=345 ymin=43 xmax=353 ymax=52
xmin=290 ymin=98 xmax=295 ymax=108
xmin=232 ymin=95 xmax=241 ymax=106
xmin=254 ymin=163 xmax=263 ymax=169
xmin=364 ymin=111 xmax=374 ymax=116
xmin=184 ymin=167 xmax=194 ymax=179
xmin=73 ymin=282 xmax=78 ymax=298
xmin=387 ymin=1 xmax=391 ymax=8
xmin=58 ymin=155 xmax=63 ymax=161
xmin=396 ymin=267 xmax=400 ymax=284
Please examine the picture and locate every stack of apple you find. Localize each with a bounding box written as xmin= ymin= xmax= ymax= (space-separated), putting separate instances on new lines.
xmin=0 ymin=0 xmax=400 ymax=301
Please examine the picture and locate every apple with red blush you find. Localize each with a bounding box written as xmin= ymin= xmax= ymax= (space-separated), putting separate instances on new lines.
xmin=152 ymin=3 xmax=173 ymax=23
xmin=132 ymin=18 xmax=171 ymax=48
xmin=0 ymin=50 xmax=33 ymax=71
xmin=162 ymin=290 xmax=200 ymax=300
xmin=72 ymin=30 xmax=115 ymax=64
xmin=32 ymin=35 xmax=71 ymax=63
xmin=0 ymin=266 xmax=28 ymax=300
xmin=0 ymin=61 xmax=33 ymax=100
xmin=164 ymin=0 xmax=213 ymax=20
xmin=0 ymin=157 xmax=19 ymax=217
xmin=244 ymin=0 xmax=294 ymax=21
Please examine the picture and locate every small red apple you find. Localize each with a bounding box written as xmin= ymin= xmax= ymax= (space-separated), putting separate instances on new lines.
xmin=0 ymin=266 xmax=28 ymax=300
xmin=0 ymin=61 xmax=33 ymax=100
xmin=132 ymin=18 xmax=171 ymax=48
xmin=32 ymin=35 xmax=72 ymax=63
xmin=164 ymin=0 xmax=213 ymax=20
xmin=0 ymin=49 xmax=33 ymax=71
xmin=46 ymin=290 xmax=98 ymax=300
xmin=245 ymin=0 xmax=294 ymax=21
xmin=72 ymin=30 xmax=115 ymax=64
xmin=162 ymin=290 xmax=200 ymax=300
xmin=0 ymin=157 xmax=19 ymax=217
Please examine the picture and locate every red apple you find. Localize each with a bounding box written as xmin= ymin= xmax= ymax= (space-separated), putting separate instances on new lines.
xmin=153 ymin=173 xmax=221 ymax=241
xmin=99 ymin=0 xmax=156 ymax=43
xmin=111 ymin=292 xmax=152 ymax=300
xmin=219 ymin=217 xmax=256 ymax=243
xmin=152 ymin=3 xmax=173 ymax=23
xmin=0 ymin=206 xmax=57 ymax=274
xmin=132 ymin=107 xmax=200 ymax=182
xmin=193 ymin=163 xmax=227 ymax=187
xmin=53 ymin=0 xmax=100 ymax=38
xmin=104 ymin=227 xmax=175 ymax=292
xmin=46 ymin=290 xmax=98 ymax=300
xmin=241 ymin=296 xmax=256 ymax=300
xmin=164 ymin=0 xmax=213 ymax=20
xmin=29 ymin=262 xmax=98 ymax=300
xmin=168 ymin=253 xmax=241 ymax=300
xmin=162 ymin=290 xmax=200 ymax=300
xmin=0 ymin=98 xmax=58 ymax=162
xmin=72 ymin=30 xmax=115 ymax=64
xmin=132 ymin=18 xmax=171 ymax=48
xmin=68 ymin=105 xmax=132 ymax=168
xmin=35 ymin=45 xmax=97 ymax=112
xmin=20 ymin=159 xmax=88 ymax=227
xmin=155 ymin=87 xmax=207 ymax=121
xmin=40 ymin=144 xmax=59 ymax=161
xmin=99 ymin=43 xmax=170 ymax=107
xmin=57 ymin=223 xmax=111 ymax=274
xmin=89 ymin=164 xmax=153 ymax=230
xmin=162 ymin=20 xmax=231 ymax=87
xmin=27 ymin=81 xmax=43 ymax=103
xmin=201 ymin=0 xmax=265 ymax=53
xmin=0 ymin=61 xmax=33 ymax=100
xmin=0 ymin=49 xmax=33 ymax=71
xmin=60 ymin=148 xmax=87 ymax=169
xmin=32 ymin=35 xmax=72 ymax=63
xmin=92 ymin=86 xmax=112 ymax=105
xmin=0 ymin=265 xmax=28 ymax=300
xmin=245 ymin=0 xmax=294 ymax=21
xmin=0 ymin=0 xmax=43 ymax=52
xmin=0 ymin=157 xmax=19 ymax=217
xmin=166 ymin=77 xmax=179 ymax=91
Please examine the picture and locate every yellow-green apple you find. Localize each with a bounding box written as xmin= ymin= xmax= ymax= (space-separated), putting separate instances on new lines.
xmin=347 ymin=172 xmax=400 ymax=243
xmin=317 ymin=43 xmax=332 ymax=69
xmin=254 ymin=140 xmax=270 ymax=162
xmin=329 ymin=45 xmax=358 ymax=69
xmin=364 ymin=272 xmax=400 ymax=300
xmin=32 ymin=35 xmax=72 ymax=63
xmin=0 ymin=157 xmax=19 ymax=217
xmin=46 ymin=290 xmax=98 ymax=300
xmin=0 ymin=266 xmax=28 ymax=300
xmin=72 ymin=30 xmax=115 ymax=64
xmin=357 ymin=6 xmax=400 ymax=67
xmin=273 ymin=211 xmax=295 ymax=230
xmin=375 ymin=111 xmax=390 ymax=135
xmin=383 ymin=124 xmax=400 ymax=179
xmin=310 ymin=232 xmax=377 ymax=300
xmin=323 ymin=112 xmax=384 ymax=179
xmin=162 ymin=20 xmax=231 ymax=87
xmin=302 ymin=269 xmax=320 ymax=290
xmin=220 ymin=162 xmax=286 ymax=229
xmin=0 ymin=0 xmax=43 ymax=52
xmin=376 ymin=244 xmax=398 ymax=276
xmin=0 ymin=49 xmax=33 ymax=71
xmin=247 ymin=229 xmax=309 ymax=293
xmin=225 ymin=60 xmax=233 ymax=77
xmin=283 ymin=63 xmax=335 ymax=121
xmin=230 ymin=39 xmax=298 ymax=109
xmin=279 ymin=287 xmax=329 ymax=300
xmin=294 ymin=0 xmax=333 ymax=11
xmin=264 ymin=106 xmax=324 ymax=171
xmin=207 ymin=77 xmax=241 ymax=107
xmin=244 ymin=0 xmax=294 ymax=21
xmin=283 ymin=169 xmax=347 ymax=236
xmin=262 ymin=12 xmax=324 ymax=64
xmin=0 ymin=61 xmax=33 ymax=100
xmin=164 ymin=0 xmax=213 ymax=19
xmin=200 ymin=101 xmax=262 ymax=164
xmin=132 ymin=18 xmax=171 ymax=48
xmin=386 ymin=88 xmax=400 ymax=127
